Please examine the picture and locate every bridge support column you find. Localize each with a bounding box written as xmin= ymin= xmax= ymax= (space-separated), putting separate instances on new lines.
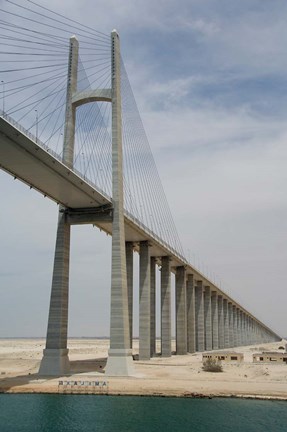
xmin=126 ymin=242 xmax=133 ymax=350
xmin=237 ymin=309 xmax=241 ymax=346
xmin=233 ymin=305 xmax=238 ymax=346
xmin=187 ymin=274 xmax=196 ymax=353
xmin=241 ymin=313 xmax=246 ymax=346
xmin=247 ymin=316 xmax=252 ymax=345
xmin=228 ymin=302 xmax=234 ymax=347
xmin=161 ymin=256 xmax=171 ymax=357
xmin=39 ymin=210 xmax=71 ymax=375
xmin=223 ymin=299 xmax=229 ymax=348
xmin=139 ymin=241 xmax=151 ymax=360
xmin=106 ymin=30 xmax=134 ymax=376
xmin=204 ymin=287 xmax=212 ymax=351
xmin=218 ymin=295 xmax=224 ymax=349
xmin=211 ymin=291 xmax=219 ymax=350
xmin=150 ymin=257 xmax=156 ymax=357
xmin=39 ymin=35 xmax=79 ymax=376
xmin=195 ymin=281 xmax=205 ymax=351
xmin=176 ymin=266 xmax=187 ymax=355
xmin=246 ymin=315 xmax=250 ymax=345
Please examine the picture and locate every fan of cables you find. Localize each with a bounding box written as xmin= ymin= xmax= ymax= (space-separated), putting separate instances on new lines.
xmin=0 ymin=0 xmax=186 ymax=259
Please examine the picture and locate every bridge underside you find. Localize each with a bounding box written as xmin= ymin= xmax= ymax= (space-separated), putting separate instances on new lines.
xmin=0 ymin=117 xmax=281 ymax=376
xmin=0 ymin=117 xmax=186 ymax=268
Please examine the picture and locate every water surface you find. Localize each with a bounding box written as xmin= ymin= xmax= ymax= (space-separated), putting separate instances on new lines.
xmin=0 ymin=394 xmax=286 ymax=432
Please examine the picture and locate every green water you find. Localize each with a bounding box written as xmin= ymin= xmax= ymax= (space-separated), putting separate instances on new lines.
xmin=0 ymin=394 xmax=286 ymax=431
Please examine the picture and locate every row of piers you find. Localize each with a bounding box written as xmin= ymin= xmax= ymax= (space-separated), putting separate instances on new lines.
xmin=38 ymin=32 xmax=280 ymax=376
xmin=130 ymin=241 xmax=280 ymax=360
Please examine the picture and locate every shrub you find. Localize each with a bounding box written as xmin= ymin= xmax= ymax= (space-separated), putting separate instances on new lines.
xmin=202 ymin=358 xmax=223 ymax=372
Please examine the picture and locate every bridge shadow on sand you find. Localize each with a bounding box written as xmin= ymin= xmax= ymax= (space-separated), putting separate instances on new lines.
xmin=0 ymin=357 xmax=107 ymax=392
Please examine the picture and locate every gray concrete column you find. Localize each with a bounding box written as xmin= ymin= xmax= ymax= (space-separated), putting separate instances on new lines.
xmin=195 ymin=281 xmax=205 ymax=352
xmin=218 ymin=295 xmax=224 ymax=349
xmin=245 ymin=316 xmax=249 ymax=345
xmin=228 ymin=302 xmax=234 ymax=348
xmin=150 ymin=257 xmax=156 ymax=357
xmin=223 ymin=299 xmax=229 ymax=348
xmin=125 ymin=242 xmax=133 ymax=350
xmin=106 ymin=31 xmax=133 ymax=375
xmin=247 ymin=315 xmax=251 ymax=344
xmin=39 ymin=210 xmax=71 ymax=375
xmin=161 ymin=256 xmax=171 ymax=357
xmin=211 ymin=291 xmax=219 ymax=350
xmin=250 ymin=319 xmax=254 ymax=345
xmin=237 ymin=309 xmax=241 ymax=346
xmin=240 ymin=311 xmax=246 ymax=346
xmin=204 ymin=287 xmax=212 ymax=351
xmin=233 ymin=305 xmax=238 ymax=346
xmin=176 ymin=266 xmax=187 ymax=355
xmin=256 ymin=323 xmax=260 ymax=344
xmin=246 ymin=316 xmax=251 ymax=345
xmin=139 ymin=241 xmax=151 ymax=360
xmin=186 ymin=274 xmax=196 ymax=353
xmin=255 ymin=323 xmax=259 ymax=344
xmin=241 ymin=313 xmax=246 ymax=346
xmin=39 ymin=36 xmax=79 ymax=376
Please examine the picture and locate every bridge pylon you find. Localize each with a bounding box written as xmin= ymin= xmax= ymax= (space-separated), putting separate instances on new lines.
xmin=39 ymin=30 xmax=134 ymax=376
xmin=39 ymin=35 xmax=78 ymax=376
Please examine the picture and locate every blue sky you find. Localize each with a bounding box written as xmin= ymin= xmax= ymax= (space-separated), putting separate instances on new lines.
xmin=0 ymin=0 xmax=286 ymax=337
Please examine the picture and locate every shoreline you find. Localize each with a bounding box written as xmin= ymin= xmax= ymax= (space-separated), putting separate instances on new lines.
xmin=1 ymin=338 xmax=287 ymax=401
xmin=1 ymin=388 xmax=287 ymax=401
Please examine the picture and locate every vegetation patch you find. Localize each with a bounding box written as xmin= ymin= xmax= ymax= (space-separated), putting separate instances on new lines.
xmin=202 ymin=358 xmax=223 ymax=373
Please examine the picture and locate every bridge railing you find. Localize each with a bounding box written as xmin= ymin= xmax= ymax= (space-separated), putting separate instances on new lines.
xmin=0 ymin=111 xmax=112 ymax=203
xmin=124 ymin=208 xmax=188 ymax=265
xmin=1 ymin=110 xmax=189 ymax=265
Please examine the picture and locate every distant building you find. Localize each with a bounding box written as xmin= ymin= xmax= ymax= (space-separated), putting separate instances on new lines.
xmin=253 ymin=352 xmax=287 ymax=364
xmin=203 ymin=352 xmax=244 ymax=363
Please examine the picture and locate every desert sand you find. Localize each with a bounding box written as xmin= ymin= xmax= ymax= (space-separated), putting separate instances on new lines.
xmin=0 ymin=338 xmax=287 ymax=399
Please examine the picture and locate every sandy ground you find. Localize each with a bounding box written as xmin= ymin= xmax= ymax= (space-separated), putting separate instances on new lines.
xmin=0 ymin=338 xmax=287 ymax=399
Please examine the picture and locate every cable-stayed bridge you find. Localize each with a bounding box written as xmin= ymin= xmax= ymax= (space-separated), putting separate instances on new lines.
xmin=0 ymin=1 xmax=281 ymax=376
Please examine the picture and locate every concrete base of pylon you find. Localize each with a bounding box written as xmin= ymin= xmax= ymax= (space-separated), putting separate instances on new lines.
xmin=38 ymin=348 xmax=70 ymax=376
xmin=105 ymin=348 xmax=135 ymax=376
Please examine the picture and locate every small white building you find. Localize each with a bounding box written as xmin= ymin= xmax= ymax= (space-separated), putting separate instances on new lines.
xmin=203 ymin=351 xmax=244 ymax=363
xmin=253 ymin=352 xmax=287 ymax=364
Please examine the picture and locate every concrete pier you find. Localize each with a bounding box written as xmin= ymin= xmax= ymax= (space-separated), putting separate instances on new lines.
xmin=228 ymin=302 xmax=234 ymax=347
xmin=186 ymin=274 xmax=196 ymax=353
xmin=176 ymin=266 xmax=187 ymax=355
xmin=237 ymin=309 xmax=241 ymax=346
xmin=241 ymin=312 xmax=247 ymax=346
xmin=125 ymin=242 xmax=133 ymax=349
xmin=195 ymin=281 xmax=204 ymax=352
xmin=105 ymin=30 xmax=133 ymax=376
xmin=139 ymin=241 xmax=151 ymax=360
xmin=223 ymin=299 xmax=229 ymax=348
xmin=39 ymin=36 xmax=79 ymax=376
xmin=150 ymin=257 xmax=156 ymax=357
xmin=204 ymin=287 xmax=212 ymax=351
xmin=161 ymin=256 xmax=171 ymax=357
xmin=218 ymin=295 xmax=224 ymax=349
xmin=211 ymin=291 xmax=219 ymax=350
xmin=39 ymin=210 xmax=71 ymax=375
xmin=233 ymin=305 xmax=238 ymax=346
